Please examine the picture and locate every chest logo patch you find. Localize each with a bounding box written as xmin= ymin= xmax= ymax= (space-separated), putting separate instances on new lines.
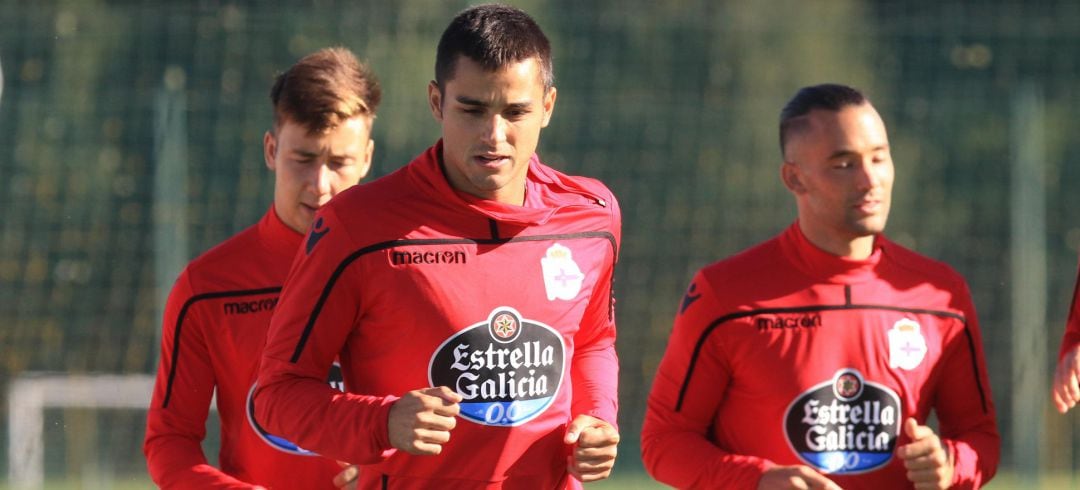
xmin=541 ymin=243 xmax=585 ymax=301
xmin=888 ymin=319 xmax=928 ymax=370
xmin=247 ymin=362 xmax=344 ymax=456
xmin=430 ymin=307 xmax=565 ymax=427
xmin=784 ymin=368 xmax=901 ymax=474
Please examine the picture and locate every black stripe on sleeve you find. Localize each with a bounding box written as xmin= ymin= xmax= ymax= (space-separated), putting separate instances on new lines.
xmin=288 ymin=231 xmax=618 ymax=363
xmin=162 ymin=286 xmax=281 ymax=409
xmin=489 ymin=219 xmax=500 ymax=240
xmin=674 ymin=303 xmax=984 ymax=413
xmin=961 ymin=327 xmax=990 ymax=413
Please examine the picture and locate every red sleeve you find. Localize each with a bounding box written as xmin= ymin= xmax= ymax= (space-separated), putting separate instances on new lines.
xmin=641 ymin=272 xmax=773 ymax=489
xmin=143 ymin=270 xmax=259 ymax=489
xmin=570 ymin=196 xmax=621 ymax=427
xmin=937 ymin=280 xmax=1000 ymax=489
xmin=1059 ymin=263 xmax=1080 ymax=360
xmin=253 ymin=205 xmax=398 ymax=465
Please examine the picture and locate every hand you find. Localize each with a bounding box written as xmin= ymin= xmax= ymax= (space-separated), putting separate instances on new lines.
xmin=332 ymin=461 xmax=358 ymax=489
xmin=1052 ymin=344 xmax=1080 ymax=413
xmin=564 ymin=414 xmax=619 ymax=482
xmin=896 ymin=418 xmax=954 ymax=490
xmin=387 ymin=386 xmax=462 ymax=455
xmin=756 ymin=465 xmax=841 ymax=490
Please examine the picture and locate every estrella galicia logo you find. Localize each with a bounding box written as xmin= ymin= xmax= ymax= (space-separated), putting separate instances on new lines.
xmin=246 ymin=362 xmax=345 ymax=455
xmin=305 ymin=217 xmax=329 ymax=254
xmin=784 ymin=368 xmax=901 ymax=474
xmin=429 ymin=307 xmax=565 ymax=427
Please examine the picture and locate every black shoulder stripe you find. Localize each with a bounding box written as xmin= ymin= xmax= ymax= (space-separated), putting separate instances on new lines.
xmin=674 ymin=303 xmax=984 ymax=413
xmin=288 ymin=231 xmax=618 ymax=363
xmin=162 ymin=286 xmax=281 ymax=409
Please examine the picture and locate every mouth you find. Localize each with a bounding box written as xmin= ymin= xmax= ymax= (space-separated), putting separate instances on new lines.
xmin=472 ymin=153 xmax=512 ymax=169
xmin=853 ymin=198 xmax=882 ymax=215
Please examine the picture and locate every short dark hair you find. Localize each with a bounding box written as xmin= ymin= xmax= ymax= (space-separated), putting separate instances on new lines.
xmin=434 ymin=4 xmax=553 ymax=93
xmin=270 ymin=47 xmax=381 ymax=134
xmin=779 ymin=83 xmax=868 ymax=156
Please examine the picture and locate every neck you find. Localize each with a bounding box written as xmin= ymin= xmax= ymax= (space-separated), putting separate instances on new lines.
xmin=798 ymin=221 xmax=876 ymax=260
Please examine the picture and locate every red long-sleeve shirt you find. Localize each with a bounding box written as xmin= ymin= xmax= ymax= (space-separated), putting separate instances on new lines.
xmin=254 ymin=142 xmax=621 ymax=489
xmin=1060 ymin=264 xmax=1080 ymax=360
xmin=642 ymin=223 xmax=999 ymax=490
xmin=144 ymin=208 xmax=343 ymax=489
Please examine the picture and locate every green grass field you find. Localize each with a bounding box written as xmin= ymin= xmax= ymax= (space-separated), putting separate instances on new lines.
xmin=2 ymin=471 xmax=1076 ymax=489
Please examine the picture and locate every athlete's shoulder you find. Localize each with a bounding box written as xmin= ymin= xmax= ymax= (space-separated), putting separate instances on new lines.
xmin=183 ymin=222 xmax=264 ymax=290
xmin=536 ymin=159 xmax=617 ymax=203
xmin=879 ymin=236 xmax=968 ymax=290
xmin=699 ymin=233 xmax=785 ymax=282
xmin=338 ymin=162 xmax=413 ymax=203
xmin=318 ymin=164 xmax=424 ymax=247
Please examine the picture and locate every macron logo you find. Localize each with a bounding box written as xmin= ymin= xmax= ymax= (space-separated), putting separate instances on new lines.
xmin=306 ymin=217 xmax=329 ymax=254
xmin=679 ymin=282 xmax=702 ymax=314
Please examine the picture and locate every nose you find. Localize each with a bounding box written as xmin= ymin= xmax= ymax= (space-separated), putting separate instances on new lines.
xmin=854 ymin=158 xmax=880 ymax=192
xmin=480 ymin=114 xmax=508 ymax=146
xmin=312 ymin=163 xmax=333 ymax=199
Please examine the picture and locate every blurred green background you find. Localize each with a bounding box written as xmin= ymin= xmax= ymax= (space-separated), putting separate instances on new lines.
xmin=1 ymin=0 xmax=1079 ymax=488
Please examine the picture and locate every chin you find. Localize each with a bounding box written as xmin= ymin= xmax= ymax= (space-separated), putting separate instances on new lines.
xmin=852 ymin=222 xmax=887 ymax=236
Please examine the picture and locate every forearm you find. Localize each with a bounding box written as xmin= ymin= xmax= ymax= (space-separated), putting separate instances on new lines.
xmin=254 ymin=357 xmax=399 ymax=465
xmin=943 ymin=430 xmax=1000 ymax=489
xmin=641 ymin=425 xmax=771 ymax=490
xmin=570 ymin=345 xmax=618 ymax=426
xmin=144 ymin=431 xmax=257 ymax=489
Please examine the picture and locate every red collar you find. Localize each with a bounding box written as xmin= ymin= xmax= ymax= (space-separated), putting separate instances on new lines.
xmin=405 ymin=140 xmax=600 ymax=226
xmin=779 ymin=222 xmax=885 ymax=284
xmin=258 ymin=205 xmax=304 ymax=259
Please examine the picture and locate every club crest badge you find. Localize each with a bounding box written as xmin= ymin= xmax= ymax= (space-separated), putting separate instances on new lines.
xmin=540 ymin=243 xmax=584 ymax=301
xmin=888 ymin=319 xmax=928 ymax=370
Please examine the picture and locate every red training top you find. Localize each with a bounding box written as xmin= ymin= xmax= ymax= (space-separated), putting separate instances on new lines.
xmin=255 ymin=141 xmax=621 ymax=489
xmin=642 ymin=223 xmax=999 ymax=490
xmin=145 ymin=208 xmax=344 ymax=489
xmin=1060 ymin=264 xmax=1080 ymax=360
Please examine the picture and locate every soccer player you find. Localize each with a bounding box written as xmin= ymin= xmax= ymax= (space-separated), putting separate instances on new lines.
xmin=641 ymin=84 xmax=1000 ymax=490
xmin=253 ymin=4 xmax=621 ymax=488
xmin=143 ymin=47 xmax=380 ymax=489
xmin=1052 ymin=273 xmax=1080 ymax=414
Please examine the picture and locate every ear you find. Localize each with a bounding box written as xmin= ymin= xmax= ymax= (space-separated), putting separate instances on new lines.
xmin=781 ymin=162 xmax=806 ymax=194
xmin=428 ymin=81 xmax=443 ymax=122
xmin=357 ymin=137 xmax=375 ymax=180
xmin=540 ymin=86 xmax=557 ymax=128
xmin=263 ymin=130 xmax=277 ymax=171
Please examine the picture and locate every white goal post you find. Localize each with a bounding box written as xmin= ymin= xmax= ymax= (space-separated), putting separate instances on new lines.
xmin=6 ymin=373 xmax=207 ymax=489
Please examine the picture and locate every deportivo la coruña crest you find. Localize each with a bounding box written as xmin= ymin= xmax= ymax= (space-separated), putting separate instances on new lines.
xmin=429 ymin=306 xmax=566 ymax=427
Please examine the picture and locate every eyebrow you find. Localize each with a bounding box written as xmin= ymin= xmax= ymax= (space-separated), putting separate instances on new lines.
xmin=454 ymin=95 xmax=531 ymax=112
xmin=827 ymin=145 xmax=890 ymax=160
xmin=291 ymin=149 xmax=320 ymax=158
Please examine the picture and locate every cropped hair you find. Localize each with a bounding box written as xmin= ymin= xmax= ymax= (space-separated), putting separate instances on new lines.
xmin=779 ymin=83 xmax=868 ymax=155
xmin=270 ymin=47 xmax=381 ymax=133
xmin=435 ymin=4 xmax=553 ymax=92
